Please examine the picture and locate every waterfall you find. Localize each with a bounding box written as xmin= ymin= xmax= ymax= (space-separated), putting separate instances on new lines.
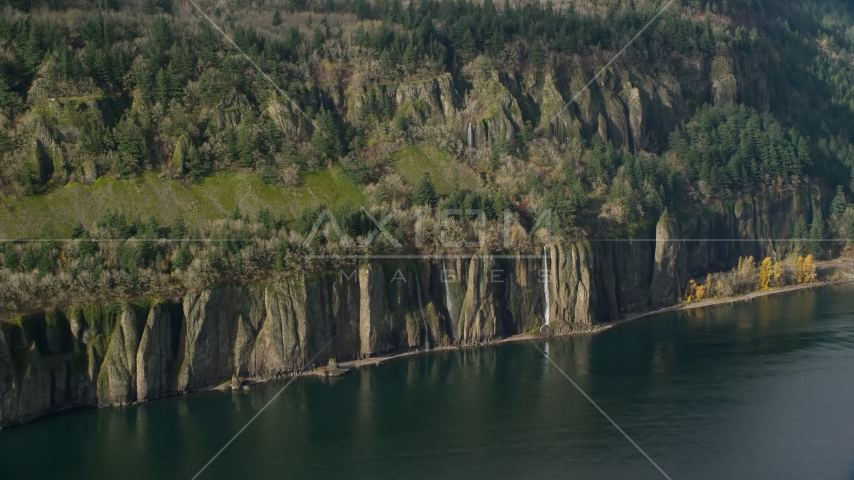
xmin=542 ymin=246 xmax=550 ymax=327
xmin=413 ymin=267 xmax=430 ymax=351
xmin=467 ymin=122 xmax=473 ymax=151
xmin=443 ymin=258 xmax=456 ymax=328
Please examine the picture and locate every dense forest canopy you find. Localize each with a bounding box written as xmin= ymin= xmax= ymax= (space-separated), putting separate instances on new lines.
xmin=0 ymin=0 xmax=853 ymax=238
xmin=0 ymin=0 xmax=854 ymax=311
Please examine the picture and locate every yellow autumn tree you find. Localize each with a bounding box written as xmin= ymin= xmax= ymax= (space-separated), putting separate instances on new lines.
xmin=715 ymin=279 xmax=726 ymax=297
xmin=685 ymin=279 xmax=706 ymax=303
xmin=771 ymin=259 xmax=784 ymax=286
xmin=797 ymin=254 xmax=818 ymax=284
xmin=758 ymin=257 xmax=773 ymax=290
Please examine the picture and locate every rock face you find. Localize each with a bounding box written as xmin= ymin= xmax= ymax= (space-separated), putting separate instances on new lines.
xmin=0 ymin=188 xmax=821 ymax=427
xmin=359 ymin=264 xmax=397 ymax=356
xmin=548 ymin=243 xmax=599 ymax=334
xmin=136 ymin=304 xmax=175 ymax=402
xmin=97 ymin=305 xmax=141 ymax=406
xmin=650 ymin=213 xmax=688 ymax=307
xmin=457 ymin=254 xmax=503 ymax=344
xmin=28 ymin=55 xmax=771 ymax=187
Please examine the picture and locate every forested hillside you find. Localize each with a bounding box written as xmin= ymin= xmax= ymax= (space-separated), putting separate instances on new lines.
xmin=1 ymin=0 xmax=854 ymax=313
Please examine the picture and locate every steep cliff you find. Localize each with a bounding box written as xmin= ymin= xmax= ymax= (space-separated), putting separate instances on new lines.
xmin=547 ymin=242 xmax=598 ymax=334
xmin=0 ymin=187 xmax=823 ymax=427
xmin=136 ymin=303 xmax=175 ymax=402
xmin=96 ymin=305 xmax=141 ymax=406
xmin=650 ymin=213 xmax=688 ymax=307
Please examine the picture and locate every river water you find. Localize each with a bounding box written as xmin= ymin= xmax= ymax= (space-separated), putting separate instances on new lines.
xmin=3 ymin=284 xmax=854 ymax=479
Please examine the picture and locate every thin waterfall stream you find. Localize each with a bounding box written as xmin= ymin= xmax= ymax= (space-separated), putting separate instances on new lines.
xmin=543 ymin=246 xmax=551 ymax=328
xmin=413 ymin=266 xmax=430 ymax=351
xmin=443 ymin=258 xmax=456 ymax=331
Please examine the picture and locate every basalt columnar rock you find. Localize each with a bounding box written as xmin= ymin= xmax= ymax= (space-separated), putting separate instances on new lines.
xmin=650 ymin=213 xmax=688 ymax=307
xmin=0 ymin=187 xmax=819 ymax=427
xmin=136 ymin=303 xmax=175 ymax=402
xmin=96 ymin=306 xmax=140 ymax=407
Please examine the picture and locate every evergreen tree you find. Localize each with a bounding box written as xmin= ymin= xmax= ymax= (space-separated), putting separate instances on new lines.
xmin=3 ymin=244 xmax=18 ymax=271
xmin=236 ymin=117 xmax=258 ymax=167
xmin=0 ymin=72 xmax=14 ymax=108
xmin=257 ymin=208 xmax=274 ymax=229
xmin=413 ymin=172 xmax=438 ymax=207
xmin=36 ymin=246 xmax=55 ymax=275
xmin=480 ymin=195 xmax=497 ymax=220
xmin=792 ymin=215 xmax=808 ymax=255
xmin=168 ymin=41 xmax=194 ymax=87
xmin=184 ymin=141 xmax=207 ymax=181
xmin=169 ymin=215 xmax=187 ymax=240
xmin=116 ymin=117 xmax=147 ymax=175
xmin=354 ymin=0 xmax=371 ymax=19
xmin=71 ymin=222 xmax=85 ymax=239
xmin=158 ymin=0 xmax=173 ymax=14
xmin=22 ymin=246 xmax=38 ymax=271
xmin=273 ymin=10 xmax=282 ymax=26
xmin=81 ymin=10 xmax=107 ymax=46
xmin=516 ymin=120 xmax=534 ymax=146
xmin=529 ymin=42 xmax=545 ymax=68
xmin=23 ymin=20 xmax=46 ymax=73
xmin=310 ymin=108 xmax=343 ymax=158
xmin=153 ymin=18 xmax=172 ymax=54
xmin=809 ymin=210 xmax=824 ymax=257
xmin=173 ymin=244 xmax=191 ymax=270
xmin=78 ymin=126 xmax=106 ymax=155
xmin=138 ymin=215 xmax=159 ymax=266
xmin=830 ymin=186 xmax=847 ymax=219
xmin=155 ymin=68 xmax=171 ymax=105
xmin=699 ymin=16 xmax=716 ymax=56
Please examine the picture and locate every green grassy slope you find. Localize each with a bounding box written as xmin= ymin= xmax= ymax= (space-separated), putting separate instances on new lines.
xmin=0 ymin=168 xmax=365 ymax=237
xmin=391 ymin=145 xmax=482 ymax=195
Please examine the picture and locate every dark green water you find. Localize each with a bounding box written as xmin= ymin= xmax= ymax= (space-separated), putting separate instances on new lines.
xmin=4 ymin=285 xmax=854 ymax=480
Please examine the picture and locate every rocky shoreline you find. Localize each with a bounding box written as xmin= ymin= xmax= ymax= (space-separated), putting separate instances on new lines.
xmin=2 ymin=261 xmax=850 ymax=430
xmin=180 ymin=274 xmax=854 ymax=400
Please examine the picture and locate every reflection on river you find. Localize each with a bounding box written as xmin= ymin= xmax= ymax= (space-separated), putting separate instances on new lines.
xmin=2 ymin=284 xmax=854 ymax=479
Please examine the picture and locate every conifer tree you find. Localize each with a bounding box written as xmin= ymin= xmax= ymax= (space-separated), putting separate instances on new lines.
xmin=0 ymin=72 xmax=14 ymax=108
xmin=169 ymin=215 xmax=187 ymax=240
xmin=413 ymin=172 xmax=438 ymax=207
xmin=354 ymin=0 xmax=371 ymax=19
xmin=273 ymin=10 xmax=282 ymax=26
xmin=790 ymin=215 xmax=807 ymax=255
xmin=3 ymin=244 xmax=18 ymax=271
xmin=184 ymin=141 xmax=207 ymax=181
xmin=236 ymin=117 xmax=259 ymax=167
xmin=153 ymin=18 xmax=172 ymax=54
xmin=173 ymin=244 xmax=191 ymax=270
xmin=311 ymin=108 xmax=343 ymax=159
xmin=116 ymin=117 xmax=147 ymax=175
xmin=830 ymin=186 xmax=847 ymax=219
xmin=809 ymin=210 xmax=824 ymax=257
xmin=155 ymin=68 xmax=171 ymax=105
xmin=22 ymin=246 xmax=38 ymax=271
